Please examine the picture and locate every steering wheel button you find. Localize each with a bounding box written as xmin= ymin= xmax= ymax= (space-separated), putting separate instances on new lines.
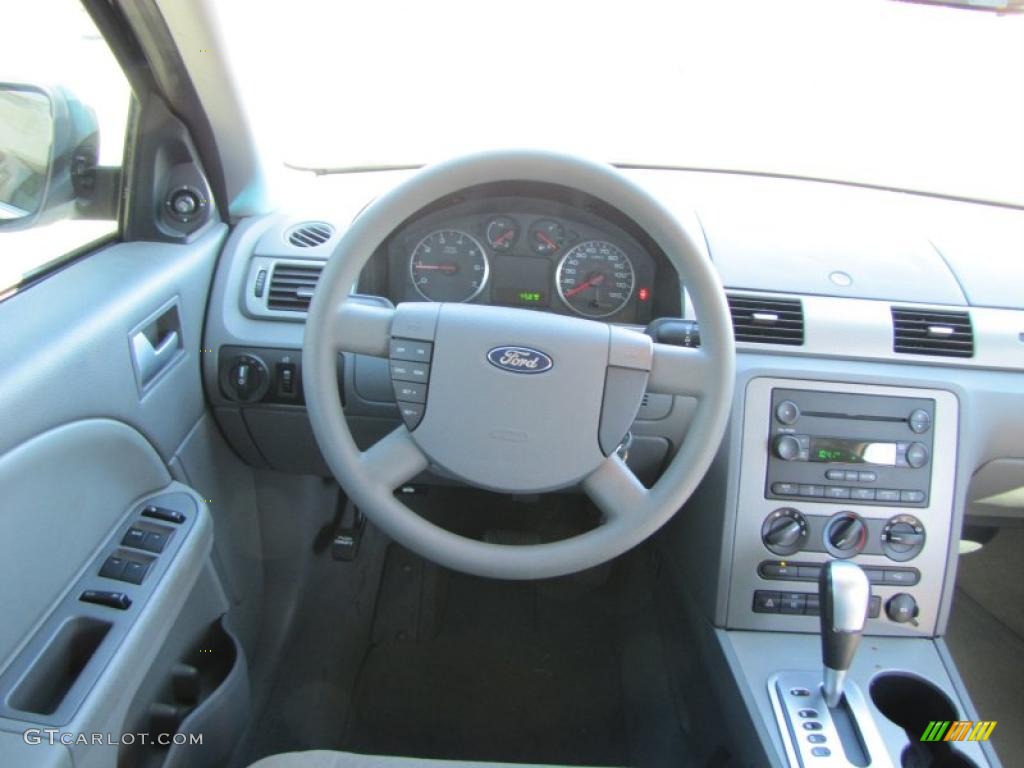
xmin=390 ymin=361 xmax=430 ymax=383
xmin=397 ymin=401 xmax=425 ymax=429
xmin=393 ymin=381 xmax=427 ymax=404
xmin=390 ymin=338 xmax=433 ymax=362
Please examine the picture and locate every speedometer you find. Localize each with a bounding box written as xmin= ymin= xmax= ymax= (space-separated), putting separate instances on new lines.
xmin=556 ymin=240 xmax=634 ymax=317
xmin=410 ymin=229 xmax=489 ymax=302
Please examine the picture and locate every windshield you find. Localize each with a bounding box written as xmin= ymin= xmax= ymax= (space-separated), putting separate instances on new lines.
xmin=220 ymin=0 xmax=1024 ymax=205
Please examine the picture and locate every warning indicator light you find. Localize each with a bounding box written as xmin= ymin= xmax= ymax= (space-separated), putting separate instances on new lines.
xmin=638 ymin=287 xmax=650 ymax=301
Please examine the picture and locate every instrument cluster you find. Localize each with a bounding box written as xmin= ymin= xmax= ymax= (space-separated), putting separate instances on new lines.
xmin=383 ymin=196 xmax=661 ymax=324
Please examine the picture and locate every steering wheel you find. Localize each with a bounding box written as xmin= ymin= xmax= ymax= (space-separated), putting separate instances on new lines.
xmin=303 ymin=150 xmax=734 ymax=580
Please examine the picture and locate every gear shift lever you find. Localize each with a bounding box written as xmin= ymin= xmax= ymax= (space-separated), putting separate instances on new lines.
xmin=818 ymin=560 xmax=870 ymax=708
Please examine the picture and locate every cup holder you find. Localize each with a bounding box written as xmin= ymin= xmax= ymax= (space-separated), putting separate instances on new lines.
xmin=869 ymin=673 xmax=980 ymax=768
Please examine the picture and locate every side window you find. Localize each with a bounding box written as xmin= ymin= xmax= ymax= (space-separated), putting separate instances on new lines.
xmin=0 ymin=0 xmax=132 ymax=295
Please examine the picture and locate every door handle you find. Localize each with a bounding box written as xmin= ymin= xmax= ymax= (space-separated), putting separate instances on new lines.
xmin=130 ymin=300 xmax=183 ymax=391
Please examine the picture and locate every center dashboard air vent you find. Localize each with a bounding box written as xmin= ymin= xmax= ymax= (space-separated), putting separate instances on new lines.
xmin=891 ymin=307 xmax=973 ymax=358
xmin=267 ymin=263 xmax=323 ymax=312
xmin=286 ymin=222 xmax=335 ymax=248
xmin=727 ymin=294 xmax=804 ymax=345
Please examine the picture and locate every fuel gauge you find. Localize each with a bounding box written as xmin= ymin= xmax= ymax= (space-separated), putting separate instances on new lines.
xmin=530 ymin=219 xmax=567 ymax=254
xmin=485 ymin=216 xmax=519 ymax=251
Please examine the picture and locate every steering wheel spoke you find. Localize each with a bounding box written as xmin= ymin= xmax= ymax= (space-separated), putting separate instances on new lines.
xmin=582 ymin=454 xmax=649 ymax=523
xmin=360 ymin=426 xmax=430 ymax=491
xmin=647 ymin=343 xmax=711 ymax=398
xmin=331 ymin=300 xmax=394 ymax=356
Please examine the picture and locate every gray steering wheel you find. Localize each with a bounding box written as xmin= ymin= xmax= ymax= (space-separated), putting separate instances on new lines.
xmin=303 ymin=150 xmax=734 ymax=579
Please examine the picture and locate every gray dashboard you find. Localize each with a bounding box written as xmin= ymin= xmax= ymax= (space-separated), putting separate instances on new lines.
xmin=202 ymin=167 xmax=1024 ymax=643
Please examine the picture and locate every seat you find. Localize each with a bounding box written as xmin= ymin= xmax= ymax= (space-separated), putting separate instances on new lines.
xmin=250 ymin=751 xmax=571 ymax=768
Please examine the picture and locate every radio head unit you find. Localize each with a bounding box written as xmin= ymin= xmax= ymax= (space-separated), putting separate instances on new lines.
xmin=766 ymin=389 xmax=935 ymax=508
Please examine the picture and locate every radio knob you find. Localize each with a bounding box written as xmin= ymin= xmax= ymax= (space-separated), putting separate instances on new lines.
xmin=773 ymin=435 xmax=802 ymax=461
xmin=824 ymin=512 xmax=867 ymax=558
xmin=905 ymin=442 xmax=929 ymax=469
xmin=775 ymin=400 xmax=801 ymax=425
xmin=761 ymin=508 xmax=808 ymax=556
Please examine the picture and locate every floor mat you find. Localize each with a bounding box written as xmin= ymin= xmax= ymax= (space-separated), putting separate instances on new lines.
xmin=344 ymin=551 xmax=633 ymax=765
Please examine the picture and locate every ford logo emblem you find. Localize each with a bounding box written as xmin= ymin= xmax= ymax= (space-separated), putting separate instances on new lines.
xmin=487 ymin=346 xmax=553 ymax=374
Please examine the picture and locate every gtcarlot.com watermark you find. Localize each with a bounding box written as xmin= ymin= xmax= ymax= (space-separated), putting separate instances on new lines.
xmin=24 ymin=729 xmax=202 ymax=747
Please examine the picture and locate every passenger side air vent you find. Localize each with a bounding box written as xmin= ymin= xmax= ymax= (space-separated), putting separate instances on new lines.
xmin=267 ymin=263 xmax=323 ymax=312
xmin=286 ymin=222 xmax=335 ymax=248
xmin=727 ymin=294 xmax=804 ymax=345
xmin=891 ymin=307 xmax=973 ymax=358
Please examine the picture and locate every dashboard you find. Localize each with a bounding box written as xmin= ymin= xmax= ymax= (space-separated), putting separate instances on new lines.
xmin=358 ymin=185 xmax=678 ymax=325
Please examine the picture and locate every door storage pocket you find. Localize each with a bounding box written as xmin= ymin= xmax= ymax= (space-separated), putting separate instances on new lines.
xmin=7 ymin=617 xmax=111 ymax=716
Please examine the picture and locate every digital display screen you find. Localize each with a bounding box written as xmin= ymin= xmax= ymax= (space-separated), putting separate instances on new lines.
xmin=809 ymin=438 xmax=897 ymax=466
xmin=490 ymin=255 xmax=551 ymax=308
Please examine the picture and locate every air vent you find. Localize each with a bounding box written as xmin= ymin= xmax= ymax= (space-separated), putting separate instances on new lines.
xmin=286 ymin=222 xmax=335 ymax=248
xmin=267 ymin=263 xmax=323 ymax=312
xmin=727 ymin=294 xmax=804 ymax=345
xmin=891 ymin=307 xmax=973 ymax=358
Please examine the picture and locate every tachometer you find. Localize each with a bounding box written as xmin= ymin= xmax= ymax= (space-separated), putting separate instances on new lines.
xmin=410 ymin=229 xmax=489 ymax=302
xmin=556 ymin=240 xmax=634 ymax=317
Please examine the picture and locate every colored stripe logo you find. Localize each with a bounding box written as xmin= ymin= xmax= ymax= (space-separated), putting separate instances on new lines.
xmin=921 ymin=720 xmax=996 ymax=742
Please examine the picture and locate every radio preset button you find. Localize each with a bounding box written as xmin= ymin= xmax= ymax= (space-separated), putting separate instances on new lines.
xmin=876 ymin=489 xmax=900 ymax=503
xmin=858 ymin=471 xmax=878 ymax=482
xmin=900 ymin=490 xmax=926 ymax=503
xmin=825 ymin=486 xmax=851 ymax=500
xmin=798 ymin=484 xmax=825 ymax=498
xmin=851 ymin=488 xmax=876 ymax=501
xmin=771 ymin=482 xmax=799 ymax=496
xmin=825 ymin=469 xmax=844 ymax=481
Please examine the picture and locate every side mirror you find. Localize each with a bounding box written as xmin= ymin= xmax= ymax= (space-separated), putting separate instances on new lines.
xmin=0 ymin=83 xmax=104 ymax=232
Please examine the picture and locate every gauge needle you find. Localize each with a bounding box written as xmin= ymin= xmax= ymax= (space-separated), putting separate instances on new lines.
xmin=492 ymin=230 xmax=515 ymax=246
xmin=413 ymin=262 xmax=457 ymax=273
xmin=564 ymin=273 xmax=605 ymax=298
xmin=535 ymin=231 xmax=559 ymax=251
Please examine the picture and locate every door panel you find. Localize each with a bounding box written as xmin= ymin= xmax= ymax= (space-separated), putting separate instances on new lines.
xmin=0 ymin=225 xmax=226 ymax=460
xmin=0 ymin=225 xmax=229 ymax=765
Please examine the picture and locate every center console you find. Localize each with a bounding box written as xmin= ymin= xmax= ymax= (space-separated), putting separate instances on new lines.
xmin=727 ymin=378 xmax=959 ymax=637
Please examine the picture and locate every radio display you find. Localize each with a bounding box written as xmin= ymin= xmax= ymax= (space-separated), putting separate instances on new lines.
xmin=809 ymin=437 xmax=897 ymax=466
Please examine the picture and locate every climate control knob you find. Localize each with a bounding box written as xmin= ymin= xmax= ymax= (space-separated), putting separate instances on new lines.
xmin=882 ymin=515 xmax=926 ymax=562
xmin=823 ymin=511 xmax=868 ymax=558
xmin=761 ymin=508 xmax=808 ymax=556
xmin=773 ymin=435 xmax=802 ymax=461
